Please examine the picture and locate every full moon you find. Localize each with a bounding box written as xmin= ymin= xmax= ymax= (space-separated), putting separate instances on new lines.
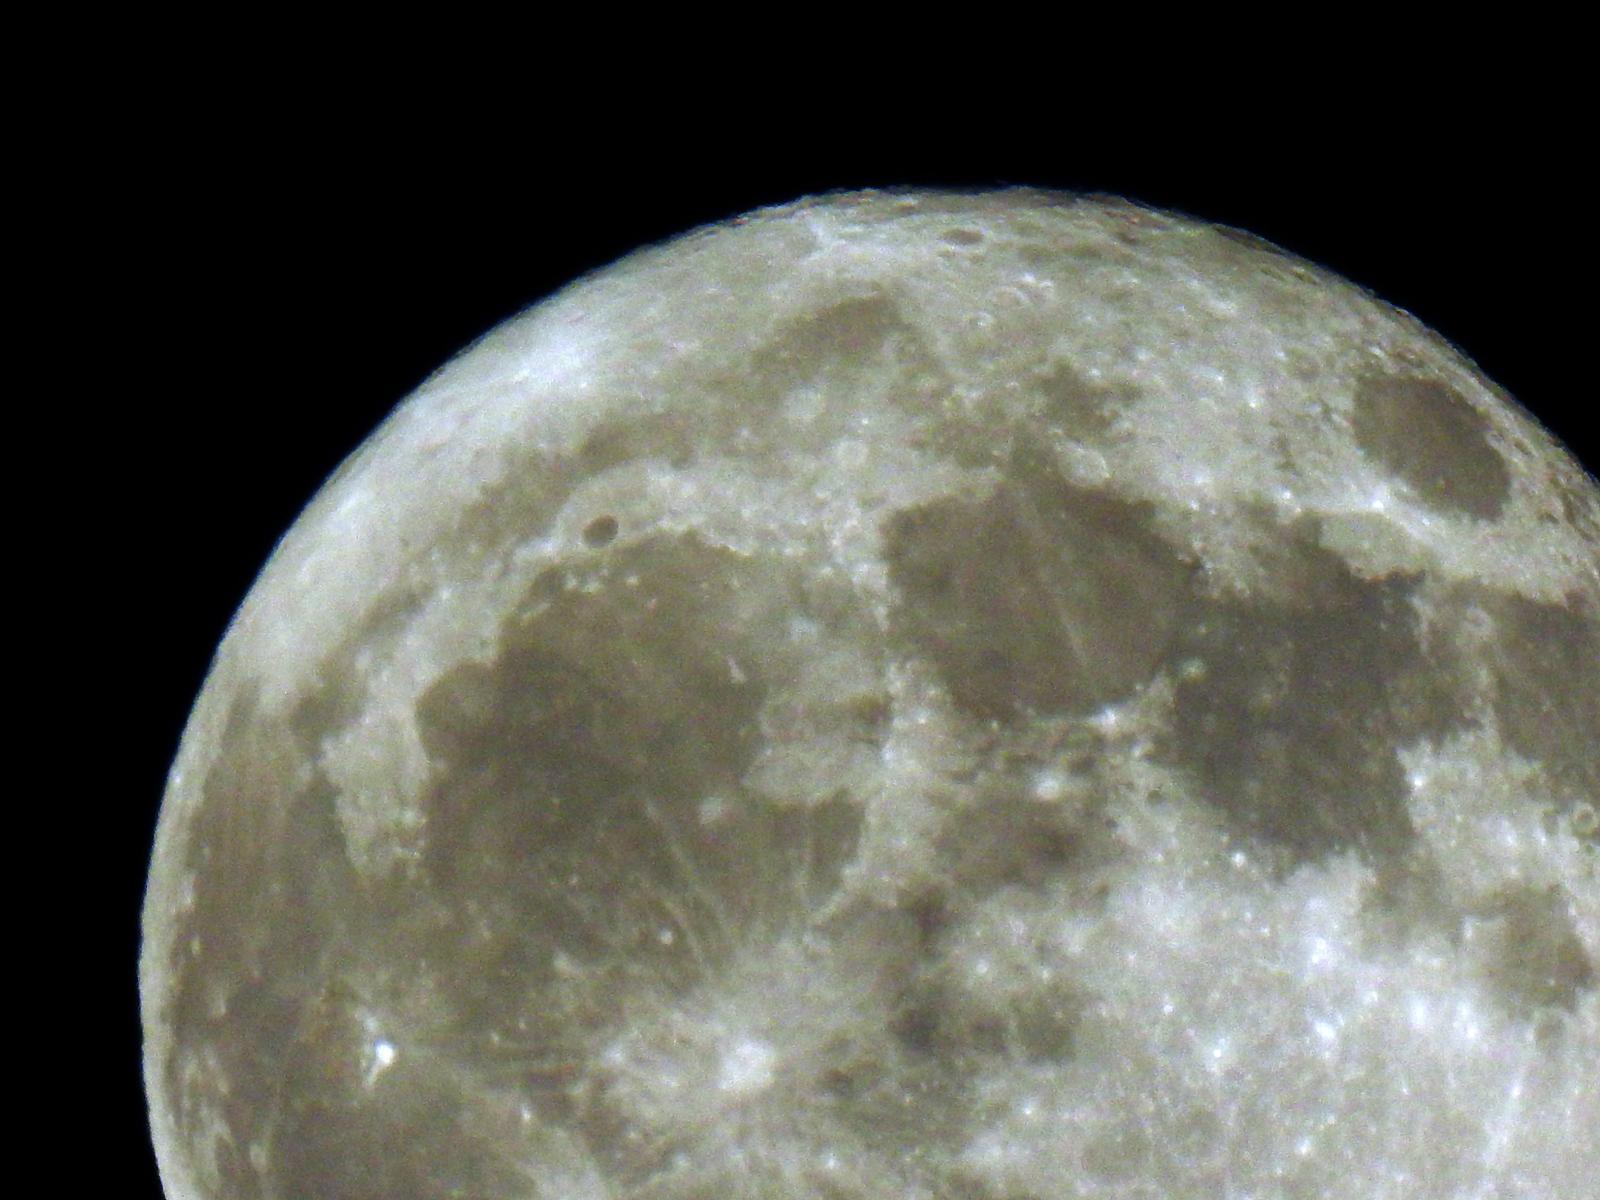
xmin=142 ymin=191 xmax=1599 ymax=1199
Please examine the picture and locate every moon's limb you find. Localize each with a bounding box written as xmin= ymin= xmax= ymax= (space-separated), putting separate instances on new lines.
xmin=143 ymin=190 xmax=1600 ymax=1200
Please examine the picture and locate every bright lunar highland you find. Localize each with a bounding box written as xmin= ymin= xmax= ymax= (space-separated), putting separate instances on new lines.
xmin=142 ymin=191 xmax=1600 ymax=1199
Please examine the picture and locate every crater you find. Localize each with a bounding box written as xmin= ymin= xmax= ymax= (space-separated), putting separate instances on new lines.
xmin=1351 ymin=372 xmax=1512 ymax=520
xmin=581 ymin=513 xmax=619 ymax=548
xmin=883 ymin=448 xmax=1193 ymax=724
xmin=575 ymin=902 xmax=966 ymax=1195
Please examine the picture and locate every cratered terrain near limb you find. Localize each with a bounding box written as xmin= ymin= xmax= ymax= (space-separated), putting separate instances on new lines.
xmin=142 ymin=191 xmax=1599 ymax=1199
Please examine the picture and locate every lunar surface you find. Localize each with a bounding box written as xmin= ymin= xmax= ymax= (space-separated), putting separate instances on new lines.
xmin=142 ymin=191 xmax=1600 ymax=1199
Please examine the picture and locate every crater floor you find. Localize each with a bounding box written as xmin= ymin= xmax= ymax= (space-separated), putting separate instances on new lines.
xmin=144 ymin=191 xmax=1600 ymax=1200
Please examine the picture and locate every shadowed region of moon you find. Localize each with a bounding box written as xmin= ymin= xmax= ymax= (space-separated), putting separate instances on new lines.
xmin=144 ymin=191 xmax=1600 ymax=1200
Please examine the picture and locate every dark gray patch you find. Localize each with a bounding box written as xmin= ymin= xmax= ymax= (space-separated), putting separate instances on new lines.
xmin=1351 ymin=372 xmax=1512 ymax=520
xmin=578 ymin=410 xmax=700 ymax=473
xmin=936 ymin=789 xmax=1086 ymax=894
xmin=749 ymin=291 xmax=947 ymax=423
xmin=1362 ymin=853 xmax=1461 ymax=948
xmin=757 ymin=293 xmax=908 ymax=377
xmin=451 ymin=446 xmax=580 ymax=551
xmin=418 ymin=539 xmax=764 ymax=982
xmin=1473 ymin=885 xmax=1596 ymax=1014
xmin=941 ymin=227 xmax=985 ymax=246
xmin=892 ymin=961 xmax=1084 ymax=1068
xmin=812 ymin=1056 xmax=974 ymax=1181
xmin=883 ymin=448 xmax=1194 ymax=724
xmin=581 ymin=513 xmax=619 ymax=548
xmin=595 ymin=290 xmax=950 ymax=468
xmin=1035 ymin=359 xmax=1136 ymax=443
xmin=414 ymin=533 xmax=867 ymax=1050
xmin=1483 ymin=591 xmax=1600 ymax=809
xmin=1162 ymin=520 xmax=1467 ymax=864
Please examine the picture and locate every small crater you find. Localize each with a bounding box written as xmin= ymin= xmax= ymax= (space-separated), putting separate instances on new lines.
xmin=1351 ymin=372 xmax=1512 ymax=520
xmin=941 ymin=228 xmax=985 ymax=246
xmin=581 ymin=514 xmax=619 ymax=548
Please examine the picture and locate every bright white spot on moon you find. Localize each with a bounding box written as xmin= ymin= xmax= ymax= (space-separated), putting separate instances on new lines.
xmin=363 ymin=1039 xmax=396 ymax=1088
xmin=142 ymin=190 xmax=1600 ymax=1200
xmin=716 ymin=1037 xmax=777 ymax=1095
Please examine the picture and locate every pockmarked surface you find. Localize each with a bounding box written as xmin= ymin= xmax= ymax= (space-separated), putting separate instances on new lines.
xmin=143 ymin=192 xmax=1600 ymax=1199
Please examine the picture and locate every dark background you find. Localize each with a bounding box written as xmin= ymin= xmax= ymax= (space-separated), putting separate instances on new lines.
xmin=113 ymin=114 xmax=1591 ymax=1197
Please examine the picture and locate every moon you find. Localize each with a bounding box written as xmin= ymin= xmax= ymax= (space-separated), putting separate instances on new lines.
xmin=142 ymin=189 xmax=1599 ymax=1199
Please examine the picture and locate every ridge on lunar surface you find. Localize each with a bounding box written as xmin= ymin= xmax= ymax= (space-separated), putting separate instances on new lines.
xmin=143 ymin=190 xmax=1600 ymax=1199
